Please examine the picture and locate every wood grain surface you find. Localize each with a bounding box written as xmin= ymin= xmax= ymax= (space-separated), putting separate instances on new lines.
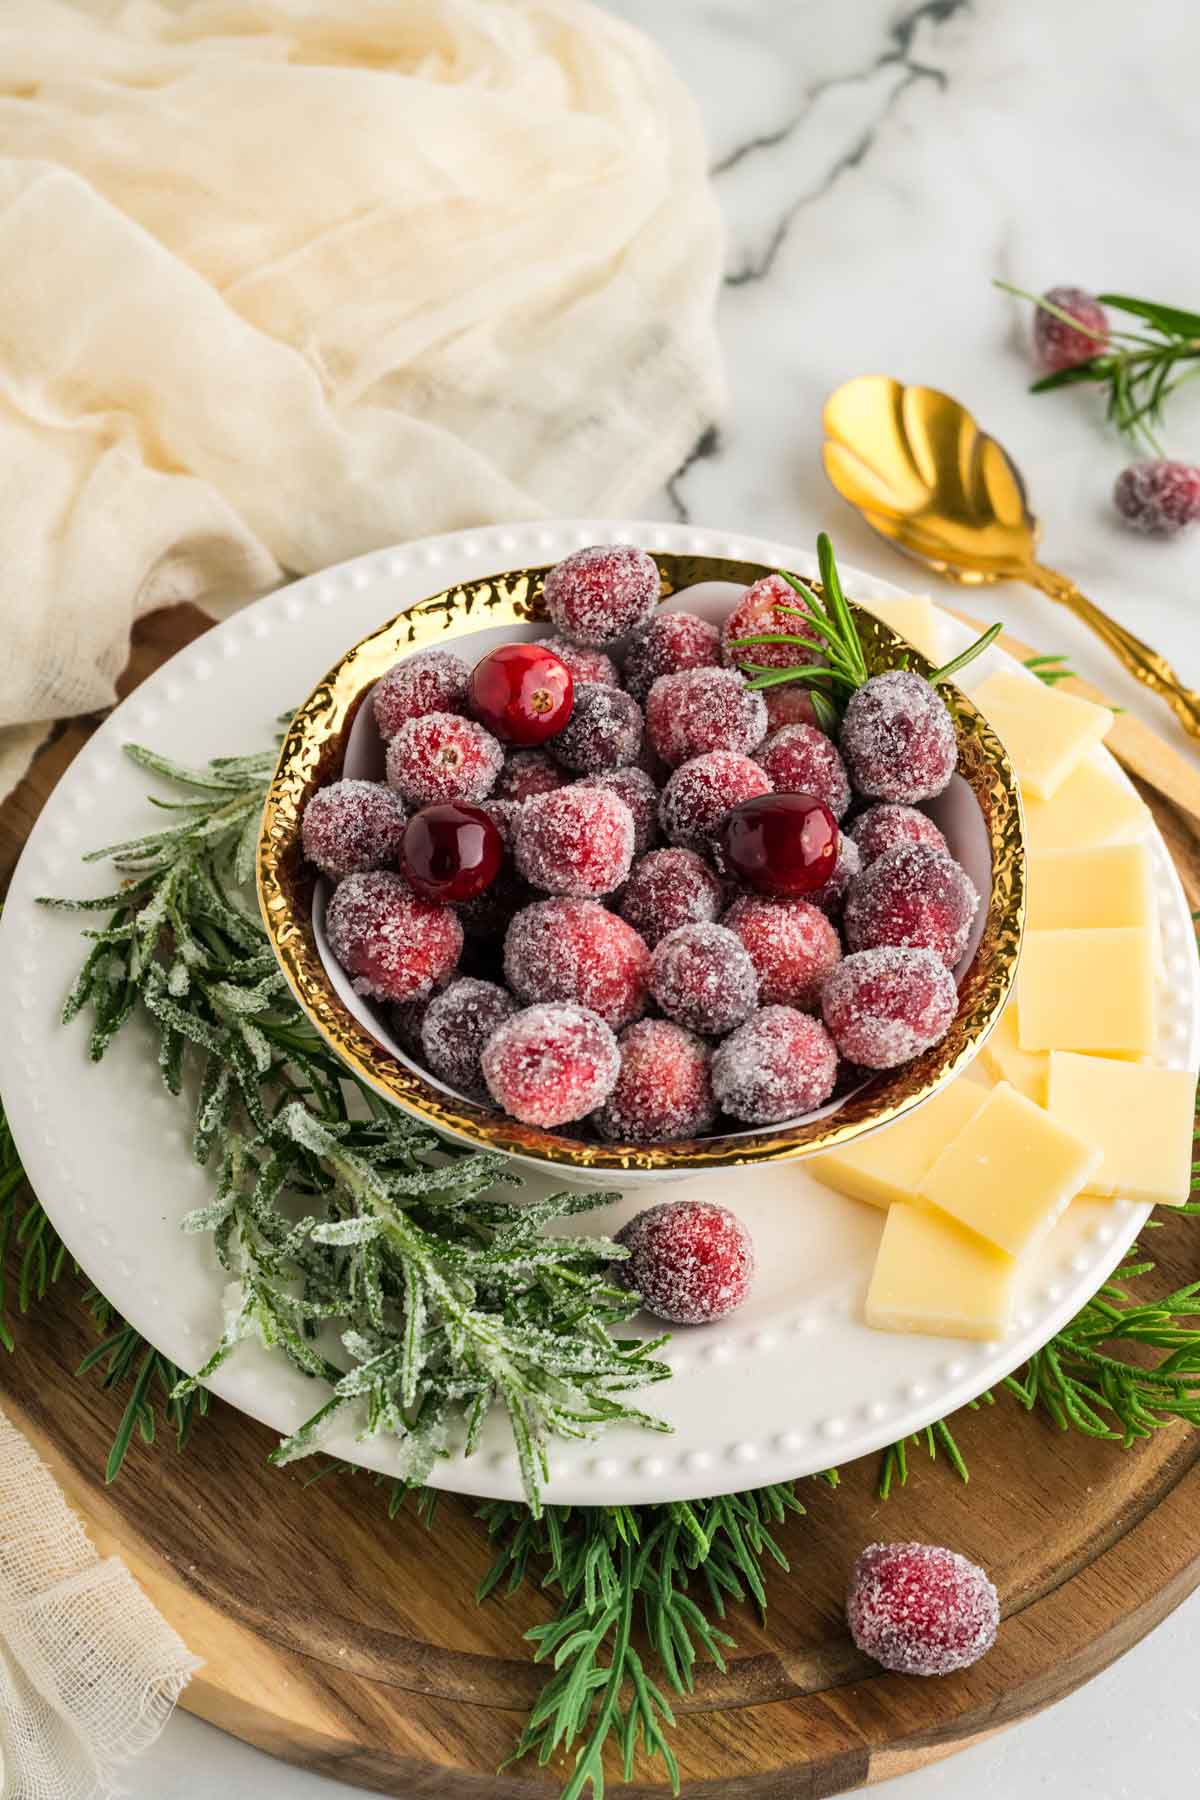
xmin=1 ymin=606 xmax=1198 ymax=1798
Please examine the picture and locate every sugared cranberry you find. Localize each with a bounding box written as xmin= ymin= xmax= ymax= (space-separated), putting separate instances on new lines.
xmin=533 ymin=636 xmax=620 ymax=687
xmin=764 ymin=684 xmax=820 ymax=734
xmin=326 ymin=870 xmax=462 ymax=1003
xmin=659 ymin=751 xmax=772 ymax=854
xmin=721 ymin=573 xmax=811 ymax=672
xmin=1113 ymin=461 xmax=1200 ymax=538
xmin=468 ymin=643 xmax=573 ymax=745
xmin=618 ymin=847 xmax=723 ymax=946
xmin=504 ymin=897 xmax=651 ymax=1029
xmin=386 ymin=711 xmax=503 ymax=808
xmin=1033 ymin=286 xmax=1108 ymax=373
xmin=420 ymin=977 xmax=516 ymax=1100
xmin=850 ymin=803 xmax=948 ymax=865
xmin=479 ymin=798 xmax=523 ymax=851
xmin=821 ymin=947 xmax=957 ymax=1069
xmin=372 ymin=649 xmax=470 ymax=741
xmin=514 ymin=787 xmax=635 ymax=897
xmin=846 ymin=1543 xmax=999 ymax=1677
xmin=551 ymin=685 xmax=643 ymax=773
xmin=616 ymin=1200 xmax=754 ymax=1324
xmin=840 ymin=671 xmax=957 ymax=804
xmin=480 ymin=1002 xmax=619 ymax=1127
xmin=302 ymin=779 xmax=406 ymax=879
xmin=651 ymin=922 xmax=758 ymax=1036
xmin=623 ymin=611 xmax=722 ymax=700
xmin=542 ymin=545 xmax=660 ymax=647
xmin=757 ymin=723 xmax=851 ymax=819
xmin=400 ymin=802 xmax=503 ymax=904
xmin=645 ymin=667 xmax=767 ymax=768
xmin=576 ymin=766 xmax=659 ymax=855
xmin=712 ymin=1005 xmax=838 ymax=1124
xmin=723 ymin=895 xmax=841 ymax=1010
xmin=595 ymin=1020 xmax=715 ymax=1143
xmin=844 ymin=844 xmax=979 ymax=969
xmin=811 ymin=832 xmax=861 ymax=916
xmin=720 ymin=793 xmax=839 ymax=898
xmin=495 ymin=749 xmax=566 ymax=802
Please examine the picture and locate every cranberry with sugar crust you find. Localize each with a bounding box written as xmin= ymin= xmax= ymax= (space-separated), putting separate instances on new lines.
xmin=386 ymin=711 xmax=503 ymax=809
xmin=840 ymin=671 xmax=956 ymax=805
xmin=469 ymin=642 xmax=573 ymax=746
xmin=325 ymin=870 xmax=462 ymax=1004
xmin=301 ymin=779 xmax=406 ymax=879
xmin=616 ymin=1199 xmax=754 ymax=1324
xmin=481 ymin=1002 xmax=620 ymax=1127
xmin=420 ymin=977 xmax=516 ymax=1101
xmin=623 ymin=611 xmax=722 ymax=701
xmin=1113 ymin=460 xmax=1200 ymax=538
xmin=711 ymin=1005 xmax=839 ymax=1124
xmin=651 ymin=921 xmax=758 ymax=1036
xmin=372 ymin=649 xmax=471 ymax=742
xmin=850 ymin=803 xmax=948 ymax=866
xmin=504 ymin=897 xmax=651 ymax=1030
xmin=495 ymin=749 xmax=566 ymax=803
xmin=844 ymin=843 xmax=979 ymax=969
xmin=533 ymin=636 xmax=620 ymax=688
xmin=764 ymin=684 xmax=820 ymax=734
xmin=514 ymin=787 xmax=635 ymax=897
xmin=721 ymin=573 xmax=811 ymax=672
xmin=821 ymin=946 xmax=957 ymax=1069
xmin=594 ymin=1020 xmax=715 ymax=1143
xmin=542 ymin=545 xmax=660 ymax=647
xmin=659 ymin=751 xmax=772 ymax=854
xmin=576 ymin=766 xmax=659 ymax=856
xmin=722 ymin=895 xmax=841 ymax=1010
xmin=1033 ymin=286 xmax=1109 ymax=374
xmin=756 ymin=723 xmax=851 ymax=819
xmin=551 ymin=684 xmax=643 ymax=773
xmin=847 ymin=1542 xmax=999 ymax=1678
xmin=645 ymin=667 xmax=767 ymax=768
xmin=618 ymin=847 xmax=723 ymax=947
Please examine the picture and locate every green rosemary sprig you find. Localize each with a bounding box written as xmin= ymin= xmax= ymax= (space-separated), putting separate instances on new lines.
xmin=1024 ymin=652 xmax=1079 ymax=687
xmin=997 ymin=281 xmax=1200 ymax=455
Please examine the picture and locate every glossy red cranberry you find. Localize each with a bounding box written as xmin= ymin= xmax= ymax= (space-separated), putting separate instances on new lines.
xmin=468 ymin=643 xmax=573 ymax=745
xmin=401 ymin=802 xmax=503 ymax=903
xmin=720 ymin=793 xmax=839 ymax=898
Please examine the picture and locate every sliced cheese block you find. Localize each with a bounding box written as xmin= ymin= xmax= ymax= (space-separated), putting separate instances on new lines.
xmin=860 ymin=595 xmax=944 ymax=665
xmin=1045 ymin=1053 xmax=1196 ymax=1205
xmin=1021 ymin=755 xmax=1152 ymax=853
xmin=808 ymin=1077 xmax=991 ymax=1210
xmin=1017 ymin=928 xmax=1156 ymax=1057
xmin=865 ymin=1202 xmax=1015 ymax=1341
xmin=972 ymin=668 xmax=1112 ymax=800
xmin=1026 ymin=842 xmax=1156 ymax=933
xmin=978 ymin=999 xmax=1048 ymax=1104
xmin=919 ymin=1081 xmax=1101 ymax=1257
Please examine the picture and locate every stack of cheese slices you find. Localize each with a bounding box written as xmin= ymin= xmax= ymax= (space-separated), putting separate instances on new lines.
xmin=810 ymin=618 xmax=1196 ymax=1343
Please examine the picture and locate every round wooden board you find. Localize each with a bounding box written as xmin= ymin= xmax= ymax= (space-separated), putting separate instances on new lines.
xmin=2 ymin=607 xmax=1199 ymax=1798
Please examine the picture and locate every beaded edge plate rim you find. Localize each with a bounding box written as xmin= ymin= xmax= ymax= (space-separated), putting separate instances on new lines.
xmin=0 ymin=517 xmax=1195 ymax=1507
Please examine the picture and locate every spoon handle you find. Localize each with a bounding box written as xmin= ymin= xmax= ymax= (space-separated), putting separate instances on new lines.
xmin=1028 ymin=563 xmax=1200 ymax=741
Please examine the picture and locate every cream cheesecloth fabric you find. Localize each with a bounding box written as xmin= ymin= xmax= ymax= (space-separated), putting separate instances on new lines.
xmin=0 ymin=0 xmax=725 ymax=800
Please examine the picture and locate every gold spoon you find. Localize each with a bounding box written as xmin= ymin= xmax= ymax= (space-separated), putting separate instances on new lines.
xmin=822 ymin=375 xmax=1200 ymax=741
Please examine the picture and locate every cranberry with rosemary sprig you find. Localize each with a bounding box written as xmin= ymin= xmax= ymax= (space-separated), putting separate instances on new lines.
xmin=468 ymin=642 xmax=574 ymax=745
xmin=401 ymin=802 xmax=503 ymax=903
xmin=721 ymin=793 xmax=839 ymax=899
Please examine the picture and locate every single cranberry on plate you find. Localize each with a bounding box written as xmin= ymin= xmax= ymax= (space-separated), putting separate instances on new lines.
xmin=468 ymin=642 xmax=574 ymax=745
xmin=711 ymin=1005 xmax=838 ymax=1123
xmin=846 ymin=1542 xmax=999 ymax=1677
xmin=839 ymin=671 xmax=956 ymax=805
xmin=616 ymin=1199 xmax=754 ymax=1324
xmin=401 ymin=802 xmax=503 ymax=904
xmin=542 ymin=544 xmax=661 ymax=647
xmin=480 ymin=1001 xmax=620 ymax=1127
xmin=325 ymin=870 xmax=462 ymax=1003
xmin=821 ymin=946 xmax=957 ymax=1069
xmin=720 ymin=793 xmax=839 ymax=898
xmin=594 ymin=1019 xmax=715 ymax=1143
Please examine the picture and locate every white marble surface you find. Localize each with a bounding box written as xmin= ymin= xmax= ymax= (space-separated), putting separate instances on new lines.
xmin=121 ymin=0 xmax=1200 ymax=1794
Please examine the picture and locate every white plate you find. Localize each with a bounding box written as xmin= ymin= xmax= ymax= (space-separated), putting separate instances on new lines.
xmin=1 ymin=519 xmax=1196 ymax=1507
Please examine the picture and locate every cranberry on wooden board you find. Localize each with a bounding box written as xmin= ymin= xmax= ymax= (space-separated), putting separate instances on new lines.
xmin=468 ymin=643 xmax=573 ymax=746
xmin=847 ymin=1542 xmax=999 ymax=1677
xmin=720 ymin=793 xmax=839 ymax=898
xmin=401 ymin=802 xmax=503 ymax=903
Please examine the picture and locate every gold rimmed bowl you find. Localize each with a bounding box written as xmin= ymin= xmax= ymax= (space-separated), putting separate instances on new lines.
xmin=257 ymin=552 xmax=1025 ymax=1184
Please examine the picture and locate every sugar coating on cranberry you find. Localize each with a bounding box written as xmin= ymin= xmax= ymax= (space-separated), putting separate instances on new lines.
xmin=850 ymin=803 xmax=948 ymax=866
xmin=1033 ymin=286 xmax=1108 ymax=374
xmin=756 ymin=723 xmax=851 ymax=819
xmin=764 ymin=684 xmax=819 ymax=734
xmin=645 ymin=667 xmax=767 ymax=768
xmin=651 ymin=922 xmax=758 ymax=1036
xmin=515 ymin=787 xmax=635 ymax=897
xmin=480 ymin=1002 xmax=619 ymax=1127
xmin=386 ymin=711 xmax=503 ymax=808
xmin=1113 ymin=460 xmax=1200 ymax=538
xmin=577 ymin=766 xmax=659 ymax=856
xmin=821 ymin=946 xmax=957 ymax=1069
xmin=616 ymin=1199 xmax=754 ymax=1324
xmin=721 ymin=572 xmax=811 ymax=673
xmin=723 ymin=895 xmax=841 ymax=1011
xmin=846 ymin=1542 xmax=999 ymax=1678
xmin=420 ymin=977 xmax=516 ymax=1101
xmin=594 ymin=1020 xmax=715 ymax=1143
xmin=504 ymin=897 xmax=650 ymax=1029
xmin=326 ymin=870 xmax=462 ymax=1003
xmin=302 ymin=779 xmax=406 ymax=879
xmin=551 ymin=684 xmax=643 ymax=773
xmin=618 ymin=847 xmax=723 ymax=946
xmin=845 ymin=844 xmax=980 ymax=969
xmin=533 ymin=636 xmax=620 ymax=687
xmin=542 ymin=545 xmax=660 ymax=647
xmin=372 ymin=650 xmax=470 ymax=741
xmin=623 ymin=611 xmax=722 ymax=701
xmin=659 ymin=751 xmax=772 ymax=853
xmin=712 ymin=1005 xmax=838 ymax=1124
xmin=496 ymin=749 xmax=566 ymax=802
xmin=812 ymin=832 xmax=861 ymax=916
xmin=840 ymin=671 xmax=956 ymax=804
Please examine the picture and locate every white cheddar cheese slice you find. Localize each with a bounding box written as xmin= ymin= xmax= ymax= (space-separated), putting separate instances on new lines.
xmin=919 ymin=1081 xmax=1101 ymax=1257
xmin=1021 ymin=755 xmax=1151 ymax=853
xmin=808 ymin=1077 xmax=991 ymax=1210
xmin=860 ymin=595 xmax=944 ymax=666
xmin=972 ymin=668 xmax=1112 ymax=800
xmin=1045 ymin=1053 xmax=1196 ymax=1205
xmin=865 ymin=1203 xmax=1015 ymax=1341
xmin=978 ymin=999 xmax=1048 ymax=1104
xmin=1017 ymin=928 xmax=1156 ymax=1057
xmin=1026 ymin=843 xmax=1156 ymax=933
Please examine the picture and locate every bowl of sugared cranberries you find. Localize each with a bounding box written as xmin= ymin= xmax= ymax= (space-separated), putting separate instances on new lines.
xmin=259 ymin=539 xmax=1024 ymax=1184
